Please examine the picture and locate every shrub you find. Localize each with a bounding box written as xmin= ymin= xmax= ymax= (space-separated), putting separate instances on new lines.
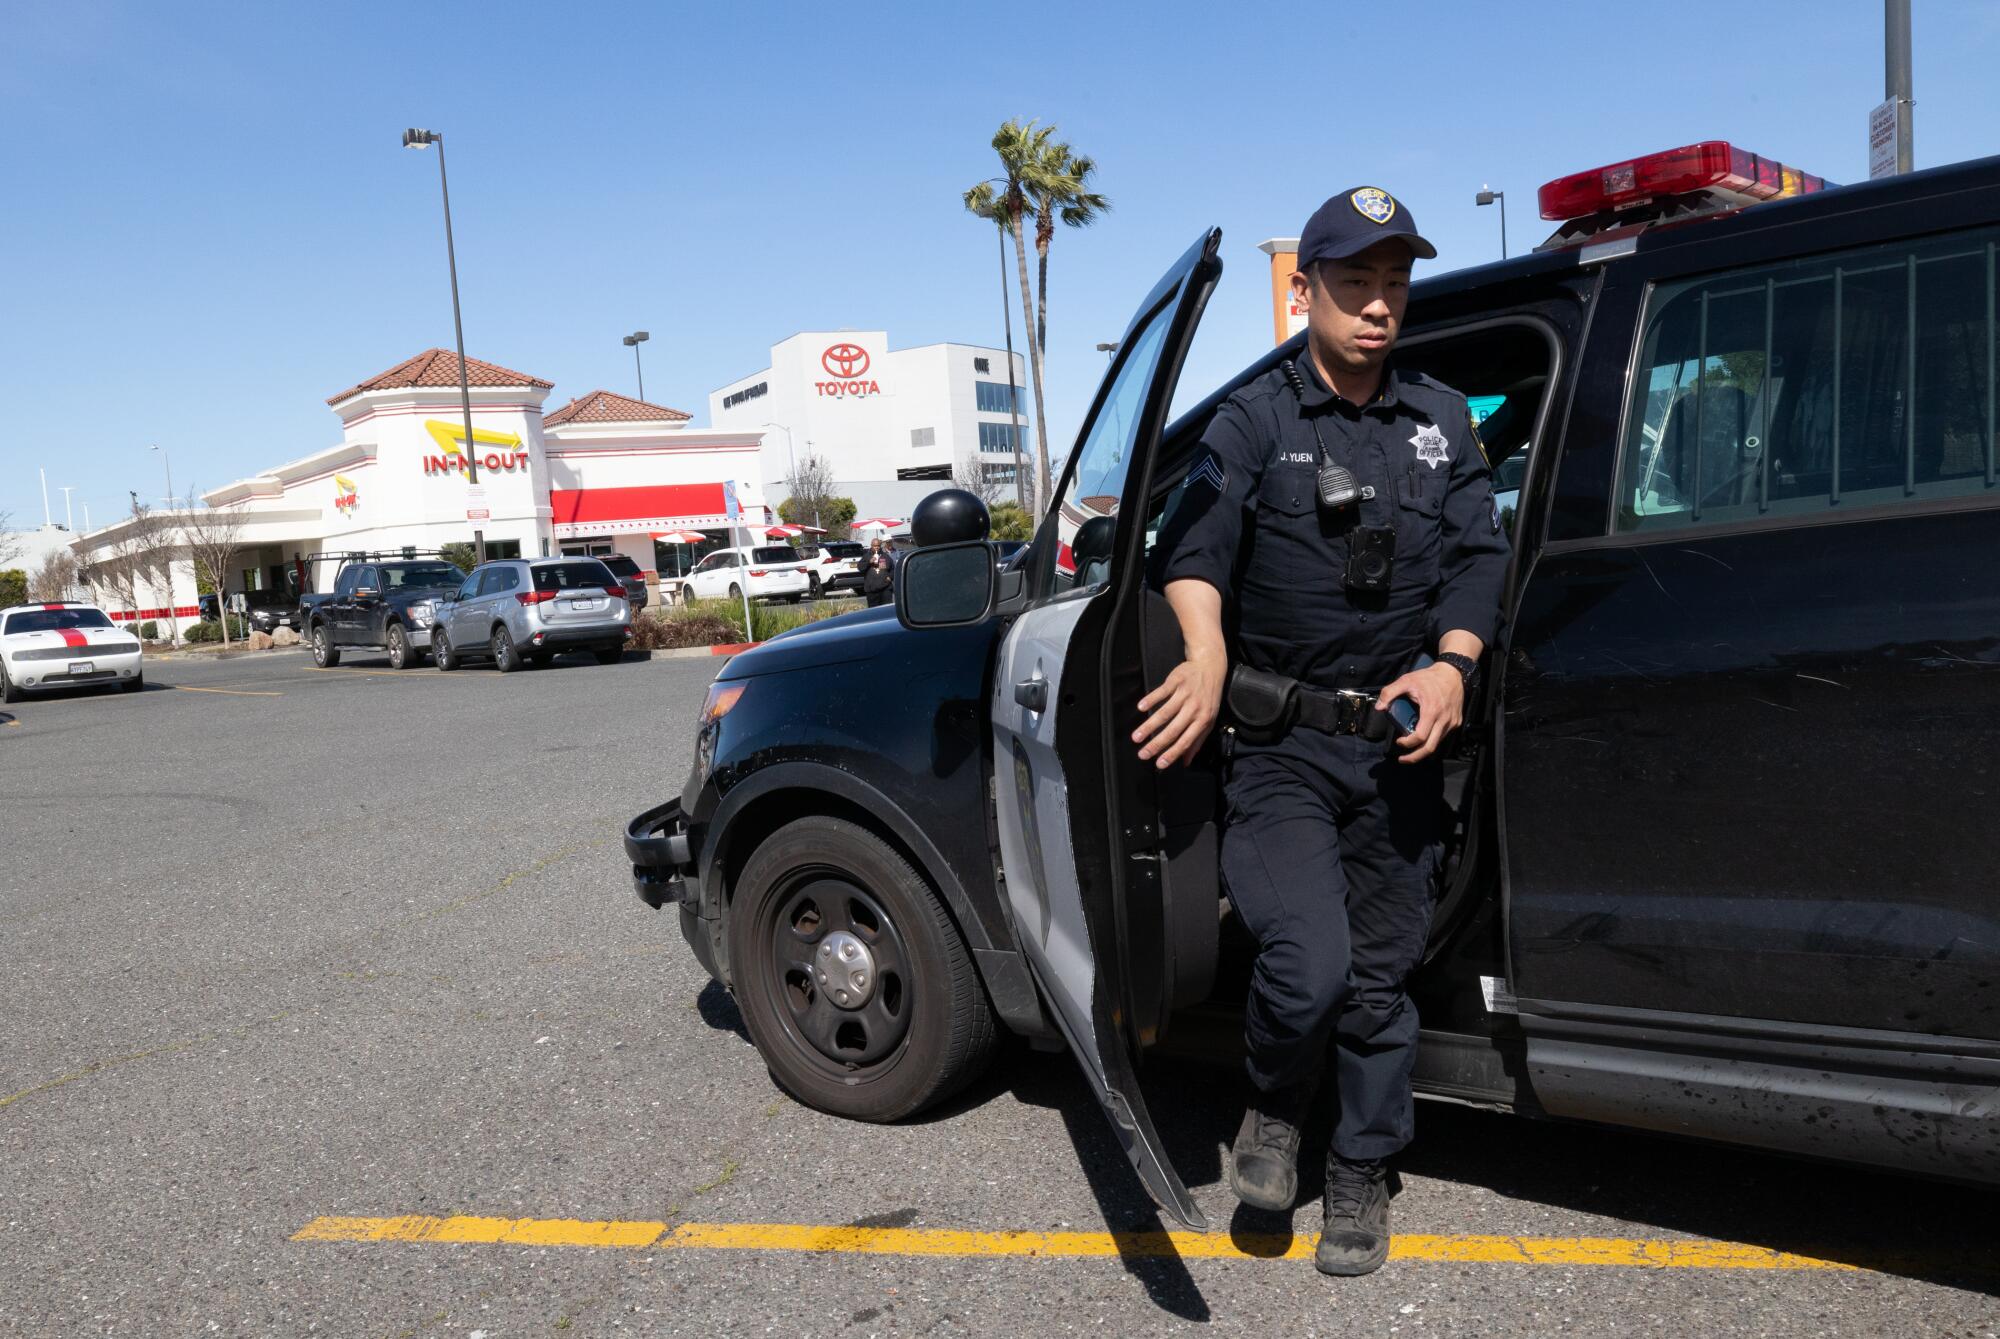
xmin=0 ymin=569 xmax=26 ymax=608
xmin=138 ymin=621 xmax=160 ymax=641
xmin=183 ymin=616 xmax=247 ymax=643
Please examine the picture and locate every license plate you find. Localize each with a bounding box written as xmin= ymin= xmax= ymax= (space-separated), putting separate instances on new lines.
xmin=566 ymin=598 xmax=598 ymax=610
xmin=69 ymin=660 xmax=93 ymax=674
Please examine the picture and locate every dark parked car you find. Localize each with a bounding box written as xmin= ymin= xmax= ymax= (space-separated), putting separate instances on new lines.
xmin=597 ymin=552 xmax=650 ymax=610
xmin=304 ymin=556 xmax=464 ymax=670
xmin=241 ymin=588 xmax=301 ymax=635
xmin=628 ymin=144 xmax=2000 ymax=1228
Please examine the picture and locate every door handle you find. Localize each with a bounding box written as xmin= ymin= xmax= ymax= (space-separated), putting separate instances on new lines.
xmin=1014 ymin=677 xmax=1047 ymax=712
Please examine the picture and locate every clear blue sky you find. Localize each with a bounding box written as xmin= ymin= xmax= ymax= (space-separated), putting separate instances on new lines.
xmin=2 ymin=0 xmax=1996 ymax=533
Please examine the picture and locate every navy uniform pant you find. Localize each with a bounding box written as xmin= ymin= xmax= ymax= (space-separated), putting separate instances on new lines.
xmin=1220 ymin=727 xmax=1440 ymax=1162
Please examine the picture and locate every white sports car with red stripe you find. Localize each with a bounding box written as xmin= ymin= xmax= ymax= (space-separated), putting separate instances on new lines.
xmin=0 ymin=602 xmax=144 ymax=703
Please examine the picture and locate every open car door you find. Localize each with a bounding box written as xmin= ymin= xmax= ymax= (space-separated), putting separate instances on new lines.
xmin=990 ymin=230 xmax=1221 ymax=1230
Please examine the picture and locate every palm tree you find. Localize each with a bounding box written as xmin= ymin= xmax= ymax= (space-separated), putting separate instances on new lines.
xmin=965 ymin=118 xmax=1057 ymax=511
xmin=1026 ymin=141 xmax=1110 ymax=366
xmin=963 ymin=186 xmax=1029 ymax=509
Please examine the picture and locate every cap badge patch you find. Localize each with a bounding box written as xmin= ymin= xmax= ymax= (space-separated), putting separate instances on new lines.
xmin=1351 ymin=188 xmax=1397 ymax=225
xmin=1410 ymin=422 xmax=1450 ymax=469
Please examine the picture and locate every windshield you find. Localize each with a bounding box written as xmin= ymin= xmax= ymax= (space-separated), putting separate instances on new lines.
xmin=533 ymin=561 xmax=617 ymax=592
xmin=598 ymin=555 xmax=641 ymax=577
xmin=824 ymin=542 xmax=863 ymax=557
xmin=379 ymin=563 xmax=463 ymax=591
xmin=751 ymin=546 xmax=795 ymax=563
xmin=5 ymin=608 xmax=115 ymax=635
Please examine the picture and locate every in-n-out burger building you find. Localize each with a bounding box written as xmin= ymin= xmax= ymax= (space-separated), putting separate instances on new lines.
xmin=73 ymin=349 xmax=773 ymax=620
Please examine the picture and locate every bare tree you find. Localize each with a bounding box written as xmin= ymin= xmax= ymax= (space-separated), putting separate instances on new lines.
xmin=953 ymin=454 xmax=1005 ymax=506
xmin=92 ymin=502 xmax=161 ymax=637
xmin=0 ymin=511 xmax=20 ymax=567
xmin=29 ymin=549 xmax=79 ymax=602
xmin=180 ymin=494 xmax=247 ymax=646
xmin=779 ymin=452 xmax=852 ymax=536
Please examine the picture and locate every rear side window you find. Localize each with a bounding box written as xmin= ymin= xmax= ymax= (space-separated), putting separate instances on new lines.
xmin=751 ymin=546 xmax=795 ymax=563
xmin=1616 ymin=226 xmax=1999 ymax=533
xmin=598 ymin=555 xmax=641 ymax=577
xmin=825 ymin=542 xmax=864 ymax=558
xmin=534 ymin=561 xmax=616 ymax=592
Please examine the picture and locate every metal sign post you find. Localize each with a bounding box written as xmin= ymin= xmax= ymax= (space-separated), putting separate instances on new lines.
xmin=726 ymin=481 xmax=753 ymax=643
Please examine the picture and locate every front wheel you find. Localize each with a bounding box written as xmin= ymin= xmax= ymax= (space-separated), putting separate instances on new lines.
xmin=386 ymin=623 xmax=412 ymax=670
xmin=726 ymin=816 xmax=995 ymax=1122
xmin=807 ymin=573 xmax=821 ymax=596
xmin=119 ymin=673 xmax=144 ymax=694
xmin=312 ymin=625 xmax=340 ymax=668
xmin=432 ymin=627 xmax=457 ymax=671
xmin=1 ymin=664 xmax=22 ymax=704
xmin=491 ymin=625 xmax=523 ymax=673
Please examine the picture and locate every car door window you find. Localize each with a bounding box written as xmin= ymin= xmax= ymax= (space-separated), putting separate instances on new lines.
xmin=1044 ymin=307 xmax=1176 ymax=597
xmin=455 ymin=573 xmax=480 ymax=601
xmin=1616 ymin=225 xmax=2000 ymax=532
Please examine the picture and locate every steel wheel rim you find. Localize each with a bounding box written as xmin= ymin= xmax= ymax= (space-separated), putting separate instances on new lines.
xmin=758 ymin=872 xmax=915 ymax=1077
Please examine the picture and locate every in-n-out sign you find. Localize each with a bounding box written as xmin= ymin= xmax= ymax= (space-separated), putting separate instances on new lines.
xmin=815 ymin=343 xmax=882 ymax=398
xmin=421 ymin=419 xmax=529 ymax=476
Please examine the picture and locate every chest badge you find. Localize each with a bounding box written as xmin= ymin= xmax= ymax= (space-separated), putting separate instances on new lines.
xmin=1409 ymin=422 xmax=1451 ymax=470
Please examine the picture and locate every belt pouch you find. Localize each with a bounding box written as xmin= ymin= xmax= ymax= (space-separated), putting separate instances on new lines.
xmin=1225 ymin=664 xmax=1299 ymax=744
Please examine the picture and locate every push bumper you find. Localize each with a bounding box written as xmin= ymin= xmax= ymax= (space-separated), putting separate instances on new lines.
xmin=625 ymin=798 xmax=696 ymax=910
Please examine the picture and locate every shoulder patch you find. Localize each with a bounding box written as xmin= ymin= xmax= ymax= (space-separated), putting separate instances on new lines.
xmin=1184 ymin=453 xmax=1227 ymax=493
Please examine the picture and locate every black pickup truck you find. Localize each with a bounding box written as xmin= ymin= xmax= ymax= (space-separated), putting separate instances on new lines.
xmin=304 ymin=556 xmax=464 ymax=670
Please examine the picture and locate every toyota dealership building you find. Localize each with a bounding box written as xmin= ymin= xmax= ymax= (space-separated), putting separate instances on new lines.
xmin=708 ymin=331 xmax=1029 ymax=519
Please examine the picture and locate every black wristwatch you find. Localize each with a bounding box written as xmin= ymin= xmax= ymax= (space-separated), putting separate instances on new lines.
xmin=1436 ymin=651 xmax=1481 ymax=693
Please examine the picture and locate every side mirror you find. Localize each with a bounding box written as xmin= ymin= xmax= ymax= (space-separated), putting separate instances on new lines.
xmin=896 ymin=541 xmax=996 ymax=629
xmin=353 ymin=587 xmax=379 ymax=601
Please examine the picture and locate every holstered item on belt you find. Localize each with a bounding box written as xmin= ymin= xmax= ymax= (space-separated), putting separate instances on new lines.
xmin=1225 ymin=664 xmax=1400 ymax=744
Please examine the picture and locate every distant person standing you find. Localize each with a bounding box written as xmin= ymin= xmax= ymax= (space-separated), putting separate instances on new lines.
xmin=862 ymin=539 xmax=894 ymax=607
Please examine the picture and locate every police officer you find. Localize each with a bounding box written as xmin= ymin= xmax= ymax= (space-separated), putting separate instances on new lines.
xmin=1135 ymin=188 xmax=1508 ymax=1277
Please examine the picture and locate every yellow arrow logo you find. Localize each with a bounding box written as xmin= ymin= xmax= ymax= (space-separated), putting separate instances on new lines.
xmin=425 ymin=419 xmax=523 ymax=455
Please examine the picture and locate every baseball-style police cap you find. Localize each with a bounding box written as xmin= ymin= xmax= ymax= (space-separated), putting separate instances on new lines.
xmin=1298 ymin=187 xmax=1438 ymax=267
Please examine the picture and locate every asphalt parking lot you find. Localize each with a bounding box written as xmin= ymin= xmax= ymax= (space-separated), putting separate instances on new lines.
xmin=2 ymin=648 xmax=1996 ymax=1337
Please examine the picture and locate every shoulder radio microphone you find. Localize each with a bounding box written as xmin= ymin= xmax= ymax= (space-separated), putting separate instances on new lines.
xmin=1280 ymin=361 xmax=1362 ymax=511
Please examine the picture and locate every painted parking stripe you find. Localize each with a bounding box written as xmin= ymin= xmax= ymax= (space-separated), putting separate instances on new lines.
xmin=166 ymin=684 xmax=283 ymax=696
xmin=291 ymin=1215 xmax=1857 ymax=1270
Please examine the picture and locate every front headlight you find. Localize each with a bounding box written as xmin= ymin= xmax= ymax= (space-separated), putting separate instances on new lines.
xmin=695 ymin=679 xmax=747 ymax=780
xmin=409 ymin=600 xmax=435 ymax=626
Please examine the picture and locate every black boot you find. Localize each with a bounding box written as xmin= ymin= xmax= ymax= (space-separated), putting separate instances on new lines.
xmin=1315 ymin=1153 xmax=1395 ymax=1276
xmin=1227 ymin=1081 xmax=1312 ymax=1211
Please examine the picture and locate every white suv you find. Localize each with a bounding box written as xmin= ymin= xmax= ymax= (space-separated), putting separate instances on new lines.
xmin=678 ymin=545 xmax=810 ymax=604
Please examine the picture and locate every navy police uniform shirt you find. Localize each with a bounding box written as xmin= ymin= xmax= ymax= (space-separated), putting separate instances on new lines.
xmin=1156 ymin=354 xmax=1510 ymax=693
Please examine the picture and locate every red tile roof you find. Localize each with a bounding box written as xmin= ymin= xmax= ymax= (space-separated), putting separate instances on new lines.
xmin=326 ymin=349 xmax=554 ymax=405
xmin=542 ymin=389 xmax=693 ymax=426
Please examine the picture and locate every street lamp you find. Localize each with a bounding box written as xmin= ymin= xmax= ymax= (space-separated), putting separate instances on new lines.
xmin=1095 ymin=341 xmax=1121 ymax=361
xmin=623 ymin=330 xmax=650 ymax=401
xmin=404 ymin=126 xmax=484 ymax=559
xmin=1475 ymin=185 xmax=1508 ymax=260
xmin=150 ymin=443 xmax=173 ymax=508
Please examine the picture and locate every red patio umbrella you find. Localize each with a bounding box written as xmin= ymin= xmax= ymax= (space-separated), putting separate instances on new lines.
xmin=651 ymin=530 xmax=711 ymax=544
xmin=850 ymin=518 xmax=902 ymax=533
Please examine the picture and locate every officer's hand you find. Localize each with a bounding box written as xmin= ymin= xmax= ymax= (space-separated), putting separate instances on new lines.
xmin=1378 ymin=663 xmax=1465 ymax=764
xmin=1133 ymin=648 xmax=1226 ymax=769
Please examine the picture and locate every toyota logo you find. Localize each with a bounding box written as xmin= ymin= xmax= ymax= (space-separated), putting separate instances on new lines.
xmin=822 ymin=343 xmax=871 ymax=378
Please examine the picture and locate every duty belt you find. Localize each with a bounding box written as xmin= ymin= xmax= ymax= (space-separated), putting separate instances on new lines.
xmin=1293 ymin=684 xmax=1399 ymax=741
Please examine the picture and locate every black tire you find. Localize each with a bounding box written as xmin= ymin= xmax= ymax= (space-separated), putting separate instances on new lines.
xmin=807 ymin=573 xmax=821 ymax=596
xmin=119 ymin=673 xmax=143 ymax=694
xmin=491 ymin=625 xmax=523 ymax=673
xmin=728 ymin=583 xmax=742 ymax=601
xmin=432 ymin=627 xmax=457 ymax=671
xmin=385 ymin=622 xmax=412 ymax=670
xmin=726 ymin=815 xmax=995 ymax=1122
xmin=1 ymin=664 xmax=22 ymax=704
xmin=311 ymin=624 xmax=340 ymax=668
xmin=594 ymin=646 xmax=622 ymax=665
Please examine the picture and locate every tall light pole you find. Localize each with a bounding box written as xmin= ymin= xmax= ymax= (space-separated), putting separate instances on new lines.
xmin=1886 ymin=0 xmax=1914 ymax=174
xmin=623 ymin=331 xmax=650 ymax=401
xmin=403 ymin=126 xmax=484 ymax=561
xmin=150 ymin=443 xmax=173 ymax=508
xmin=59 ymin=486 xmax=75 ymax=531
xmin=1475 ymin=186 xmax=1508 ymax=259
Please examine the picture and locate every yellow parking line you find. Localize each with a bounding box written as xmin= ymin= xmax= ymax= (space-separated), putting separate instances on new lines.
xmin=167 ymin=684 xmax=283 ymax=697
xmin=291 ymin=1215 xmax=1858 ymax=1270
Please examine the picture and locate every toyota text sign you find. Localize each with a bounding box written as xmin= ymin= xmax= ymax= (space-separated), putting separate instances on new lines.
xmin=816 ymin=342 xmax=881 ymax=398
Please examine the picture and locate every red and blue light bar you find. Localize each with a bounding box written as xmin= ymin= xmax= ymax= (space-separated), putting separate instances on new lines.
xmin=1538 ymin=141 xmax=1832 ymax=223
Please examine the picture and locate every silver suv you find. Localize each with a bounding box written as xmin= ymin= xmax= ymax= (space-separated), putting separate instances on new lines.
xmin=430 ymin=557 xmax=630 ymax=672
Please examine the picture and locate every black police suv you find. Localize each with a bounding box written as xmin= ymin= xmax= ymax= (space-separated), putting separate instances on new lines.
xmin=629 ymin=143 xmax=2000 ymax=1228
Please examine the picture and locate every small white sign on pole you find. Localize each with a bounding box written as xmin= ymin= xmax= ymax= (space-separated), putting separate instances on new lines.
xmin=466 ymin=485 xmax=489 ymax=522
xmin=1868 ymin=99 xmax=1901 ymax=180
